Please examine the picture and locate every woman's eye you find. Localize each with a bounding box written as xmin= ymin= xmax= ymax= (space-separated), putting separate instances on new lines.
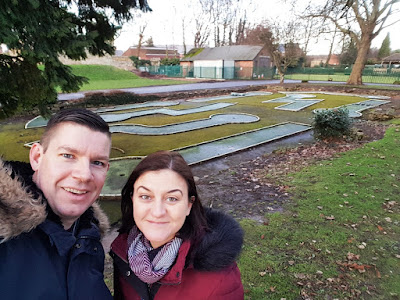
xmin=166 ymin=197 xmax=178 ymax=202
xmin=139 ymin=195 xmax=151 ymax=200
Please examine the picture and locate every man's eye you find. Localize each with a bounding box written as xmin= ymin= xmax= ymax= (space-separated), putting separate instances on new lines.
xmin=62 ymin=154 xmax=73 ymax=159
xmin=93 ymin=161 xmax=105 ymax=167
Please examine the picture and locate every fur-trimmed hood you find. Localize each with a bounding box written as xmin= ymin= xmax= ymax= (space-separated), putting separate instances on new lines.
xmin=0 ymin=158 xmax=110 ymax=243
xmin=191 ymin=208 xmax=243 ymax=271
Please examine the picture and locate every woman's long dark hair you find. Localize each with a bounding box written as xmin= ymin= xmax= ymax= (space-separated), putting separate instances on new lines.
xmin=119 ymin=151 xmax=208 ymax=247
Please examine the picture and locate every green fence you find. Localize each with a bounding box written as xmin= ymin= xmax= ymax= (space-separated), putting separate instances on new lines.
xmin=148 ymin=65 xmax=400 ymax=84
xmin=148 ymin=66 xmax=275 ymax=80
xmin=283 ymin=67 xmax=400 ymax=84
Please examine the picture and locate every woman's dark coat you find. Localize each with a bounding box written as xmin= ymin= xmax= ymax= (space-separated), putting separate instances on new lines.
xmin=111 ymin=209 xmax=244 ymax=300
xmin=0 ymin=159 xmax=113 ymax=300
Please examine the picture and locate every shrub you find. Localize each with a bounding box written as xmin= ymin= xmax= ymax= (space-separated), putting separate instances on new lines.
xmin=312 ymin=107 xmax=352 ymax=140
xmin=79 ymin=91 xmax=160 ymax=107
xmin=160 ymin=58 xmax=180 ymax=65
xmin=129 ymin=56 xmax=151 ymax=68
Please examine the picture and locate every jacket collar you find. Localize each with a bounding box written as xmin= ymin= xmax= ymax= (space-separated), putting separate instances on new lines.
xmin=111 ymin=233 xmax=191 ymax=285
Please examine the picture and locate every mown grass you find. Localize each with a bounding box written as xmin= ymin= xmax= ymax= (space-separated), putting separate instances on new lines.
xmin=0 ymin=93 xmax=375 ymax=161
xmin=109 ymin=93 xmax=364 ymax=157
xmin=283 ymin=73 xmax=400 ymax=85
xmin=69 ymin=65 xmax=185 ymax=91
xmin=238 ymin=124 xmax=400 ymax=299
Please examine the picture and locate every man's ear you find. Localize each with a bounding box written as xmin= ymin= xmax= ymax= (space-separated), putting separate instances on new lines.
xmin=29 ymin=143 xmax=43 ymax=171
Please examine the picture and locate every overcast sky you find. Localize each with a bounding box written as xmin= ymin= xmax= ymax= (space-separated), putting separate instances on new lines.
xmin=114 ymin=0 xmax=400 ymax=55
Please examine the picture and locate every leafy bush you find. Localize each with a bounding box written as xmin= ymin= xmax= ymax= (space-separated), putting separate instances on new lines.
xmin=160 ymin=58 xmax=180 ymax=65
xmin=312 ymin=107 xmax=352 ymax=140
xmin=129 ymin=56 xmax=151 ymax=68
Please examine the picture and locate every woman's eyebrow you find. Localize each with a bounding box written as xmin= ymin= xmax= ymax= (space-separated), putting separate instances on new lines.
xmin=167 ymin=189 xmax=183 ymax=196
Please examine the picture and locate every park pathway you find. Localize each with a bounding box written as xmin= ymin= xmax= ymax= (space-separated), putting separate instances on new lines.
xmin=57 ymin=79 xmax=300 ymax=101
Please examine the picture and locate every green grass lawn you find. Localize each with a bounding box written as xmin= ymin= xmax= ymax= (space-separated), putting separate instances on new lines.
xmin=68 ymin=65 xmax=186 ymax=91
xmin=239 ymin=123 xmax=400 ymax=299
xmin=0 ymin=93 xmax=379 ymax=161
xmin=283 ymin=73 xmax=400 ymax=85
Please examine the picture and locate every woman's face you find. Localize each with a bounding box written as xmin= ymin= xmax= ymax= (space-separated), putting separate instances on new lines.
xmin=132 ymin=169 xmax=193 ymax=248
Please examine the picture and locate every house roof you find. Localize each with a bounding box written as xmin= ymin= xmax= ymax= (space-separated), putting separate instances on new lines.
xmin=182 ymin=45 xmax=263 ymax=61
xmin=122 ymin=47 xmax=179 ymax=57
xmin=382 ymin=53 xmax=400 ymax=62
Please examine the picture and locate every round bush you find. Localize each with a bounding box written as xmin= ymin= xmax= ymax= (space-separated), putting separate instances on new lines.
xmin=312 ymin=107 xmax=352 ymax=140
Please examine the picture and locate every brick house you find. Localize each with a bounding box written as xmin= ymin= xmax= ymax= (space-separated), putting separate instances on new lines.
xmin=308 ymin=54 xmax=340 ymax=67
xmin=122 ymin=46 xmax=179 ymax=65
xmin=180 ymin=45 xmax=271 ymax=79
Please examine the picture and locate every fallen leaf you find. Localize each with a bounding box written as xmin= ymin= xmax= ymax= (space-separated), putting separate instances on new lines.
xmin=347 ymin=252 xmax=360 ymax=260
xmin=294 ymin=273 xmax=306 ymax=279
xmin=377 ymin=225 xmax=384 ymax=231
xmin=259 ymin=271 xmax=266 ymax=277
xmin=325 ymin=215 xmax=335 ymax=220
xmin=260 ymin=234 xmax=265 ymax=239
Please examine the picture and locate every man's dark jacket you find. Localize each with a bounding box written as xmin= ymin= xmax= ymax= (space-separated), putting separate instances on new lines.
xmin=0 ymin=158 xmax=113 ymax=300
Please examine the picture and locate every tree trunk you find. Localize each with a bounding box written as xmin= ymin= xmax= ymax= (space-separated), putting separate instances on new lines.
xmin=279 ymin=73 xmax=285 ymax=84
xmin=137 ymin=34 xmax=143 ymax=58
xmin=347 ymin=34 xmax=372 ymax=85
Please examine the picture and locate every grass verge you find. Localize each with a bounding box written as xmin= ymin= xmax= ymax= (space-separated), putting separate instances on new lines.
xmin=239 ymin=124 xmax=400 ymax=299
xmin=69 ymin=65 xmax=186 ymax=91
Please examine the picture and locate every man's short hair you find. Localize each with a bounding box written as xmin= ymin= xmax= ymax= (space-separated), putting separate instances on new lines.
xmin=40 ymin=108 xmax=111 ymax=152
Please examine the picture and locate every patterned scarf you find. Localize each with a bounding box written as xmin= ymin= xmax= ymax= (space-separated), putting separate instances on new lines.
xmin=127 ymin=227 xmax=183 ymax=284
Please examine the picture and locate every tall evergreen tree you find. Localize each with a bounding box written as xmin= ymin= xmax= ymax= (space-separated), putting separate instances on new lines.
xmin=0 ymin=0 xmax=151 ymax=117
xmin=340 ymin=37 xmax=358 ymax=65
xmin=378 ymin=33 xmax=391 ymax=59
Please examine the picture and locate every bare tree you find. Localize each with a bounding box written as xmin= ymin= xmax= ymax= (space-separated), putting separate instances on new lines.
xmin=325 ymin=28 xmax=338 ymax=66
xmin=260 ymin=21 xmax=304 ymax=83
xmin=198 ymin=0 xmax=250 ymax=47
xmin=304 ymin=0 xmax=400 ymax=85
xmin=182 ymin=18 xmax=187 ymax=55
xmin=235 ymin=17 xmax=247 ymax=45
xmin=137 ymin=23 xmax=147 ymax=57
xmin=194 ymin=17 xmax=210 ymax=48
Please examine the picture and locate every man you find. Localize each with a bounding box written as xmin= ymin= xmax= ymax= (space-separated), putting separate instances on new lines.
xmin=0 ymin=108 xmax=113 ymax=300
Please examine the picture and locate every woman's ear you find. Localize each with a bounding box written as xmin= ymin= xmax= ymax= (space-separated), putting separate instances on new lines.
xmin=29 ymin=143 xmax=43 ymax=172
xmin=186 ymin=196 xmax=195 ymax=216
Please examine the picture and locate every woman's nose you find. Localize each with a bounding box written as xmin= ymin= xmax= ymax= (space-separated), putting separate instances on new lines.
xmin=151 ymin=200 xmax=166 ymax=217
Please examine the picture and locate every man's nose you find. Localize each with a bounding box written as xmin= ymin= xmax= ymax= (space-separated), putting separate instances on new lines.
xmin=72 ymin=160 xmax=93 ymax=182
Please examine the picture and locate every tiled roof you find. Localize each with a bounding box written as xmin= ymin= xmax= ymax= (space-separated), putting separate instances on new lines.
xmin=382 ymin=53 xmax=400 ymax=62
xmin=182 ymin=45 xmax=263 ymax=61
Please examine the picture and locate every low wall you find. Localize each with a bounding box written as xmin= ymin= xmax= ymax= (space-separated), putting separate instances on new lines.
xmin=59 ymin=54 xmax=133 ymax=71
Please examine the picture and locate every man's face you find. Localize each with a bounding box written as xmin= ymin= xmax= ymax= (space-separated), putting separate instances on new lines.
xmin=30 ymin=123 xmax=111 ymax=229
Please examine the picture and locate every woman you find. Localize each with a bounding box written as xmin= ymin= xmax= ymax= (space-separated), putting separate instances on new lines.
xmin=110 ymin=150 xmax=244 ymax=300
